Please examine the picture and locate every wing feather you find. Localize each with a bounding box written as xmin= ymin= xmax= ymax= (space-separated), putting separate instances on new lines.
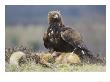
xmin=61 ymin=28 xmax=82 ymax=46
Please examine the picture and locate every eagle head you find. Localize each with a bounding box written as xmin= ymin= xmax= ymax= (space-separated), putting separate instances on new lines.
xmin=48 ymin=10 xmax=62 ymax=24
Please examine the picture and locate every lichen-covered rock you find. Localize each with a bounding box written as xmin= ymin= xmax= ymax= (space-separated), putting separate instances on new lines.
xmin=39 ymin=52 xmax=55 ymax=67
xmin=55 ymin=52 xmax=81 ymax=64
xmin=10 ymin=51 xmax=26 ymax=66
xmin=39 ymin=52 xmax=81 ymax=67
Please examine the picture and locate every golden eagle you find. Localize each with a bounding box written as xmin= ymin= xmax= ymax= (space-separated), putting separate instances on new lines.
xmin=43 ymin=10 xmax=102 ymax=63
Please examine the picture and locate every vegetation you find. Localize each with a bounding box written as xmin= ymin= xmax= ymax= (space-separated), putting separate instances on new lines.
xmin=5 ymin=62 xmax=105 ymax=72
xmin=5 ymin=48 xmax=105 ymax=72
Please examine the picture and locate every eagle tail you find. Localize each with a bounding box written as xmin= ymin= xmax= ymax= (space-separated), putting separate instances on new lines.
xmin=73 ymin=45 xmax=104 ymax=64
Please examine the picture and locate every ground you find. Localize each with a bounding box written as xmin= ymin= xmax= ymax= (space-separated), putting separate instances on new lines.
xmin=5 ymin=47 xmax=106 ymax=72
xmin=5 ymin=61 xmax=105 ymax=72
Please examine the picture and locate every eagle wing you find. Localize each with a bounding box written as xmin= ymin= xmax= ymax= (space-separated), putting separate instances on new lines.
xmin=61 ymin=28 xmax=90 ymax=52
xmin=61 ymin=28 xmax=82 ymax=47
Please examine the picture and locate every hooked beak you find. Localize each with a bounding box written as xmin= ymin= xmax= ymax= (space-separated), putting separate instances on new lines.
xmin=53 ymin=14 xmax=58 ymax=19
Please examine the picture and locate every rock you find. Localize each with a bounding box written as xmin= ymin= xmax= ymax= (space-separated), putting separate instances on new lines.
xmin=9 ymin=51 xmax=26 ymax=66
xmin=39 ymin=52 xmax=55 ymax=67
xmin=55 ymin=52 xmax=81 ymax=64
xmin=39 ymin=52 xmax=81 ymax=66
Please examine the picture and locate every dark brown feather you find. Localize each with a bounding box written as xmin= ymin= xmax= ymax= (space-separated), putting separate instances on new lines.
xmin=43 ymin=10 xmax=104 ymax=63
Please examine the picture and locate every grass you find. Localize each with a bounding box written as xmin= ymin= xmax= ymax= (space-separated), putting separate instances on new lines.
xmin=5 ymin=63 xmax=106 ymax=72
xmin=5 ymin=50 xmax=106 ymax=72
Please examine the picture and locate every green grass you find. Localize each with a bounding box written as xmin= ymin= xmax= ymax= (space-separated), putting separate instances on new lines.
xmin=5 ymin=63 xmax=106 ymax=72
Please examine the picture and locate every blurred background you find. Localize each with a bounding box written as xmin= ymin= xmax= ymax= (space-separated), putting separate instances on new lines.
xmin=5 ymin=5 xmax=106 ymax=57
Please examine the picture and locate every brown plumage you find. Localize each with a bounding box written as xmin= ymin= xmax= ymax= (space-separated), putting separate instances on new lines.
xmin=43 ymin=11 xmax=85 ymax=52
xmin=43 ymin=10 xmax=103 ymax=63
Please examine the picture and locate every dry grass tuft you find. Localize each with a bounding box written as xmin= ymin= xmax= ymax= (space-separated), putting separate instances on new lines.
xmin=5 ymin=46 xmax=106 ymax=72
